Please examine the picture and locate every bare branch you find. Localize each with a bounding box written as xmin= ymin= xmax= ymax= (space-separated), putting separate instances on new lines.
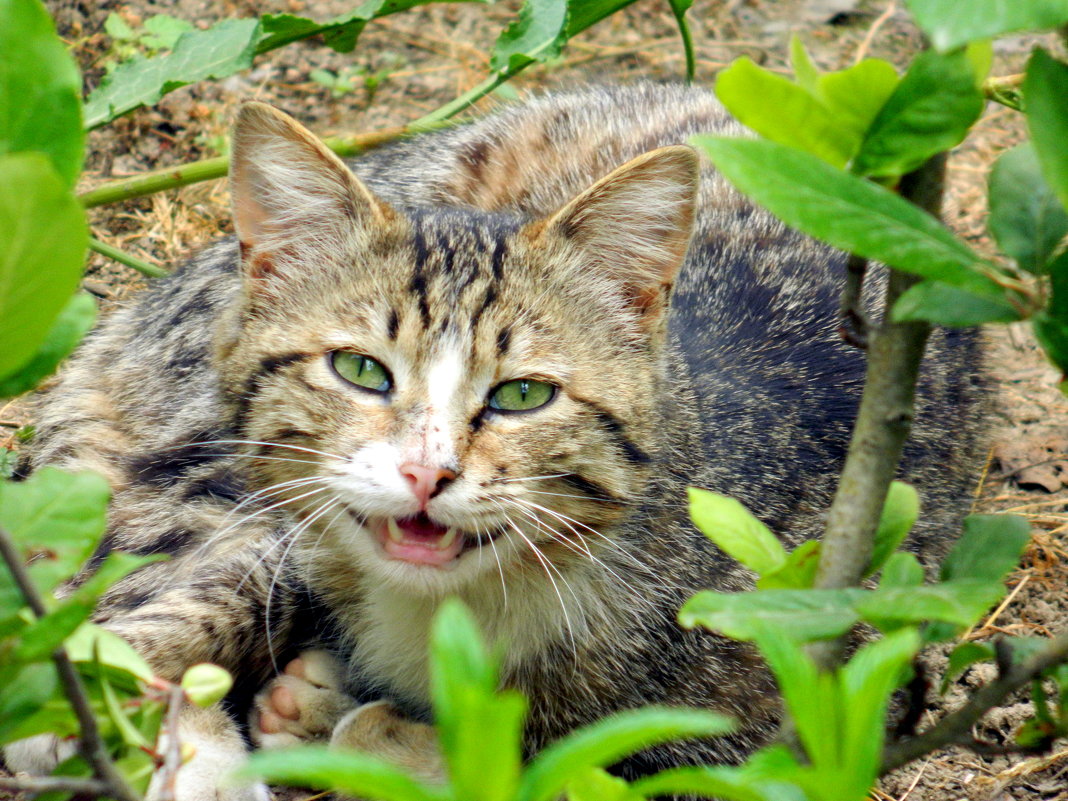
xmin=0 ymin=525 xmax=142 ymax=801
xmin=882 ymin=629 xmax=1068 ymax=772
xmin=838 ymin=254 xmax=871 ymax=349
xmin=0 ymin=776 xmax=109 ymax=796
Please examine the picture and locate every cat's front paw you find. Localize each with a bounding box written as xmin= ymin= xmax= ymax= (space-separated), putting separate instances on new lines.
xmin=331 ymin=701 xmax=444 ymax=784
xmin=251 ymin=650 xmax=358 ymax=749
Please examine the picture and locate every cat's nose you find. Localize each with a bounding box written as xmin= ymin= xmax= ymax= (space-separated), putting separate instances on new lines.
xmin=399 ymin=463 xmax=457 ymax=507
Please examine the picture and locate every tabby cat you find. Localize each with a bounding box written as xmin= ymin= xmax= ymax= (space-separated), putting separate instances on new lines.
xmin=6 ymin=84 xmax=985 ymax=799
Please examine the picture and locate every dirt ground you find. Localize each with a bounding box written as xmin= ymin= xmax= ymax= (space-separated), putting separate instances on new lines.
xmin=6 ymin=0 xmax=1068 ymax=798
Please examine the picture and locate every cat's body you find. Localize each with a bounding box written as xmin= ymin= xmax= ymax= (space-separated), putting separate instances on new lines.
xmin=14 ymin=84 xmax=984 ymax=790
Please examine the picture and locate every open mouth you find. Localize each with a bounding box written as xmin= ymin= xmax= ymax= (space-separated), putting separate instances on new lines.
xmin=374 ymin=513 xmax=500 ymax=567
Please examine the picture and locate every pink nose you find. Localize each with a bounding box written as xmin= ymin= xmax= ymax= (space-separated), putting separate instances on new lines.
xmin=399 ymin=463 xmax=456 ymax=507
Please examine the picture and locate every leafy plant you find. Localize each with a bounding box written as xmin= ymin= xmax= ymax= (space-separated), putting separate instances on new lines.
xmin=239 ymin=600 xmax=733 ymax=801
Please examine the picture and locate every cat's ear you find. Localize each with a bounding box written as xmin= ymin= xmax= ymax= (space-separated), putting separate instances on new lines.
xmin=536 ymin=145 xmax=699 ymax=327
xmin=229 ymin=101 xmax=392 ymax=282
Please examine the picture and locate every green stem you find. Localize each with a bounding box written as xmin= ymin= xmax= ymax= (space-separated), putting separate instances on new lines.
xmin=667 ymin=2 xmax=696 ymax=83
xmin=88 ymin=237 xmax=169 ymax=278
xmin=78 ymin=126 xmax=413 ymax=209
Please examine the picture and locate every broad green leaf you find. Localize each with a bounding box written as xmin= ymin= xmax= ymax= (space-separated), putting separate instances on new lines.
xmin=258 ymin=0 xmax=474 ymax=54
xmin=757 ymin=540 xmax=821 ymax=590
xmin=866 ymin=481 xmax=919 ymax=577
xmin=14 ymin=600 xmax=95 ymax=661
xmin=907 ymin=0 xmax=1068 ymax=52
xmin=715 ymin=57 xmax=856 ymax=167
xmin=0 ymin=467 xmax=109 ymax=553
xmin=940 ymin=641 xmax=994 ymax=692
xmin=0 ymin=153 xmax=87 ymax=380
xmin=490 ymin=0 xmax=570 ymax=72
xmin=878 ymin=551 xmax=924 ymax=588
xmin=679 ymin=588 xmax=862 ymax=642
xmin=66 ymin=622 xmax=154 ymax=682
xmin=965 ymin=40 xmax=994 ymax=87
xmin=0 ymin=0 xmax=84 ymax=185
xmin=852 ymin=49 xmax=983 ymax=179
xmin=1025 ymin=50 xmax=1068 ymax=215
xmin=892 ymin=281 xmax=1023 ymax=326
xmin=105 ymin=12 xmax=137 ymax=41
xmin=238 ymin=746 xmax=446 ymax=801
xmin=430 ymin=599 xmax=523 ymax=801
xmin=566 ymin=767 xmax=644 ymax=801
xmin=0 ymin=292 xmax=96 ymax=398
xmin=0 ymin=662 xmax=59 ymax=744
xmin=859 ymin=580 xmax=1005 ymax=631
xmin=789 ymin=36 xmax=819 ymax=93
xmin=941 ymin=514 xmax=1031 ymax=583
xmin=140 ymin=15 xmax=195 ymax=50
xmin=688 ymin=488 xmax=786 ymax=576
xmin=83 ymin=19 xmax=261 ymax=129
xmin=989 ymin=143 xmax=1068 ymax=274
xmin=839 ymin=629 xmax=920 ymax=793
xmin=113 ymin=749 xmax=156 ymax=797
xmin=519 ymin=707 xmax=733 ymax=801
xmin=691 ymin=136 xmax=1006 ymax=299
xmin=817 ymin=60 xmax=899 ymax=144
xmin=1034 ymin=312 xmax=1068 ymax=377
xmin=633 ymin=764 xmax=806 ymax=801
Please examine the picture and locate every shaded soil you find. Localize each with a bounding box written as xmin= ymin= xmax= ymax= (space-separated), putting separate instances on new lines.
xmin=5 ymin=0 xmax=1068 ymax=799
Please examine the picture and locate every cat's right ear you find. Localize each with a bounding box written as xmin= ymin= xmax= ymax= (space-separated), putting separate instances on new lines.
xmin=229 ymin=102 xmax=392 ymax=284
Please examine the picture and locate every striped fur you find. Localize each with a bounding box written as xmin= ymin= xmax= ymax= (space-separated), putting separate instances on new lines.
xmin=17 ymin=85 xmax=986 ymax=783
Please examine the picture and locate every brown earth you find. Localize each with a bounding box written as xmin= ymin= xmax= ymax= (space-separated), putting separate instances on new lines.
xmin=6 ymin=0 xmax=1068 ymax=798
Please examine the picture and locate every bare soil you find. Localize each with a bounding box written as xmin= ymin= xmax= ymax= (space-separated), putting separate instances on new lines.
xmin=6 ymin=0 xmax=1068 ymax=798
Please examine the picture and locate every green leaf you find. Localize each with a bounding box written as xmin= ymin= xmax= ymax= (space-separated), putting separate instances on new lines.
xmin=789 ymin=36 xmax=819 ymax=93
xmin=878 ymin=551 xmax=924 ymax=589
xmin=679 ymin=588 xmax=862 ymax=642
xmin=0 ymin=662 xmax=59 ymax=744
xmin=838 ymin=629 xmax=921 ymax=793
xmin=691 ymin=136 xmax=1006 ymax=299
xmin=92 ymin=642 xmax=151 ymax=749
xmin=1034 ymin=311 xmax=1068 ymax=376
xmin=989 ymin=143 xmax=1068 ymax=274
xmin=490 ymin=0 xmax=570 ymax=72
xmin=14 ymin=600 xmax=94 ymax=661
xmin=65 ymin=623 xmax=154 ymax=682
xmin=0 ymin=468 xmax=110 ymax=595
xmin=0 ymin=153 xmax=88 ymax=381
xmin=566 ymin=767 xmax=645 ymax=801
xmin=1025 ymin=50 xmax=1068 ymax=215
xmin=688 ymin=488 xmax=786 ymax=576
xmin=104 ymin=12 xmax=137 ymax=41
xmin=906 ymin=0 xmax=1068 ymax=52
xmin=818 ymin=61 xmax=899 ymax=143
xmin=858 ymin=580 xmax=1006 ymax=632
xmin=83 ymin=19 xmax=261 ymax=129
xmin=633 ymin=764 xmax=806 ymax=801
xmin=852 ymin=49 xmax=984 ymax=179
xmin=0 ymin=292 xmax=96 ymax=398
xmin=430 ymin=599 xmax=523 ymax=801
xmin=941 ymin=514 xmax=1031 ymax=583
xmin=237 ymin=746 xmax=446 ymax=801
xmin=867 ymin=481 xmax=919 ymax=577
xmin=519 ymin=707 xmax=733 ymax=801
xmin=715 ymin=57 xmax=857 ymax=166
xmin=892 ymin=281 xmax=1023 ymax=326
xmin=940 ymin=641 xmax=994 ymax=692
xmin=141 ymin=15 xmax=195 ymax=50
xmin=0 ymin=0 xmax=84 ymax=186
xmin=757 ymin=540 xmax=821 ymax=590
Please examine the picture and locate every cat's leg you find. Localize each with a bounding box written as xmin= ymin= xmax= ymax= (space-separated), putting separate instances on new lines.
xmin=251 ymin=651 xmax=445 ymax=784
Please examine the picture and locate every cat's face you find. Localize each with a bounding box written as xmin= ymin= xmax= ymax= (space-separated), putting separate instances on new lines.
xmin=217 ymin=102 xmax=697 ymax=596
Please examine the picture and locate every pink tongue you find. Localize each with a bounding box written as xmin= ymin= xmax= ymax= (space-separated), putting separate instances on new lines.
xmin=380 ymin=516 xmax=464 ymax=566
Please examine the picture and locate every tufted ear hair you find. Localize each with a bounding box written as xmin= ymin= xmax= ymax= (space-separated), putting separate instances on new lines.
xmin=229 ymin=101 xmax=393 ymax=285
xmin=535 ymin=145 xmax=699 ymax=328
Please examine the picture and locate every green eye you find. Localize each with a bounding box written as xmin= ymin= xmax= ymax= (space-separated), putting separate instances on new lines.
xmin=331 ymin=352 xmax=391 ymax=393
xmin=488 ymin=378 xmax=555 ymax=412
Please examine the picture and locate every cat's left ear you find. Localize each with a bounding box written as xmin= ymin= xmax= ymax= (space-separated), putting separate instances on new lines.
xmin=536 ymin=145 xmax=699 ymax=328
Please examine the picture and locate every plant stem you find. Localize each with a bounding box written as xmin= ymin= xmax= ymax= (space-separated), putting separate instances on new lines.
xmin=89 ymin=237 xmax=169 ymax=278
xmin=881 ymin=629 xmax=1068 ymax=772
xmin=78 ymin=126 xmax=411 ymax=208
xmin=810 ymin=153 xmax=946 ymax=669
xmin=0 ymin=525 xmax=142 ymax=801
xmin=0 ymin=776 xmax=110 ymax=795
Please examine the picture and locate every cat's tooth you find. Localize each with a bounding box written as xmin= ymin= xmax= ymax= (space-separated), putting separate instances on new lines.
xmin=440 ymin=527 xmax=458 ymax=549
xmin=386 ymin=518 xmax=404 ymax=543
